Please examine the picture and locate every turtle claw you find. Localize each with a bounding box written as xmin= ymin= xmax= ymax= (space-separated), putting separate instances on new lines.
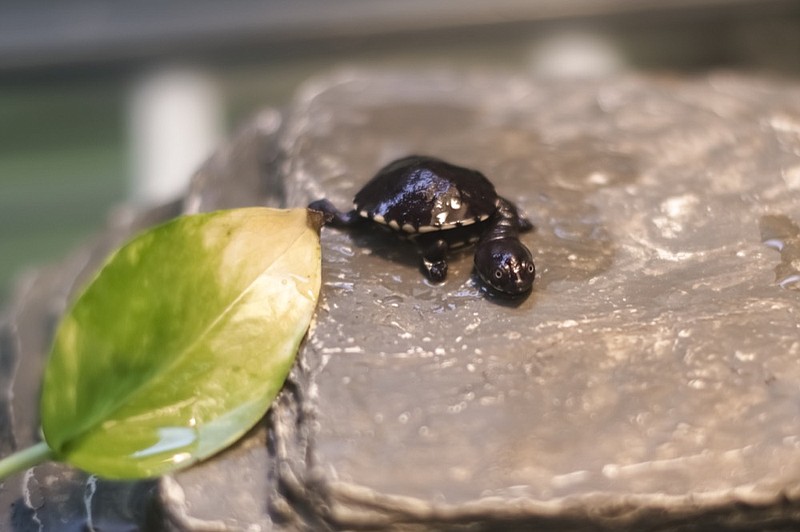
xmin=423 ymin=259 xmax=448 ymax=283
xmin=308 ymin=199 xmax=359 ymax=227
xmin=420 ymin=237 xmax=449 ymax=282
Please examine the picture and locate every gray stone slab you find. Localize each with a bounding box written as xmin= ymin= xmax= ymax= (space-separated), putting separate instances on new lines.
xmin=272 ymin=70 xmax=800 ymax=530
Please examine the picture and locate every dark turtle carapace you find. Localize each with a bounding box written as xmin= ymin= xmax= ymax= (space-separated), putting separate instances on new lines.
xmin=308 ymin=155 xmax=535 ymax=296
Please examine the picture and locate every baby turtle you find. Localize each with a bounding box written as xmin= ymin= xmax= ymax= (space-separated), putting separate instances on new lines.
xmin=309 ymin=155 xmax=535 ymax=296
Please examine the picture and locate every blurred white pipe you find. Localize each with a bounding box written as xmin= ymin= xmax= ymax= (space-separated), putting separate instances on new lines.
xmin=528 ymin=29 xmax=626 ymax=79
xmin=128 ymin=67 xmax=223 ymax=205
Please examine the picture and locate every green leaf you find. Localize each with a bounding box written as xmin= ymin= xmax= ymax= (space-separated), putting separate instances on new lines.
xmin=39 ymin=207 xmax=322 ymax=479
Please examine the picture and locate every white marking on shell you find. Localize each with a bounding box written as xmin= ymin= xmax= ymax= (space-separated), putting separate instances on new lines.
xmin=417 ymin=225 xmax=439 ymax=233
xmin=372 ymin=214 xmax=386 ymax=224
xmin=435 ymin=212 xmax=448 ymax=225
xmin=388 ymin=220 xmax=400 ymax=230
xmin=450 ymin=197 xmax=462 ymax=209
xmin=416 ymin=214 xmax=490 ymax=233
xmin=402 ymin=223 xmax=416 ymax=233
xmin=359 ymin=210 xmax=370 ymax=219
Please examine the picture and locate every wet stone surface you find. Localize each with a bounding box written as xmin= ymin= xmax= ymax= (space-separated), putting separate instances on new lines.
xmin=2 ymin=70 xmax=800 ymax=530
xmin=278 ymin=71 xmax=800 ymax=530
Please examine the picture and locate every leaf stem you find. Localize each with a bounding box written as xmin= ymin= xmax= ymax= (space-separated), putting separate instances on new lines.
xmin=0 ymin=442 xmax=55 ymax=480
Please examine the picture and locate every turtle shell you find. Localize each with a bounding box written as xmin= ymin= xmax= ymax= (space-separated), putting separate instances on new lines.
xmin=354 ymin=155 xmax=498 ymax=234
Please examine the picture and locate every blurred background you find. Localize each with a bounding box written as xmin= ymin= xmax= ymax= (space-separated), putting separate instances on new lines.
xmin=2 ymin=0 xmax=800 ymax=306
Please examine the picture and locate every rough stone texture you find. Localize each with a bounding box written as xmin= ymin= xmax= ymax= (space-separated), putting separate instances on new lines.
xmin=3 ymin=69 xmax=800 ymax=530
xmin=271 ymin=70 xmax=800 ymax=530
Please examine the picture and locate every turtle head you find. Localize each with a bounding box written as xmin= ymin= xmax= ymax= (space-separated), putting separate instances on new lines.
xmin=474 ymin=238 xmax=535 ymax=296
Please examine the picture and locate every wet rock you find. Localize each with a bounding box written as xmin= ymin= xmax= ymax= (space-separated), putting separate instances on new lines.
xmin=275 ymin=70 xmax=800 ymax=530
xmin=3 ymin=70 xmax=800 ymax=530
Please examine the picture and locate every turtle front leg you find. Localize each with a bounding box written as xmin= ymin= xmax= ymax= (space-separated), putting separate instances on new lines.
xmin=308 ymin=199 xmax=360 ymax=227
xmin=419 ymin=236 xmax=449 ymax=283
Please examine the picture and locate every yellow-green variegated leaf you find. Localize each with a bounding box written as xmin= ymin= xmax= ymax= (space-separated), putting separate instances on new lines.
xmin=40 ymin=207 xmax=322 ymax=479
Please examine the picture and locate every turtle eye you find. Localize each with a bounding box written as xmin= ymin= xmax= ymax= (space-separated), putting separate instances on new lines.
xmin=526 ymin=264 xmax=535 ymax=273
xmin=494 ymin=269 xmax=503 ymax=279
